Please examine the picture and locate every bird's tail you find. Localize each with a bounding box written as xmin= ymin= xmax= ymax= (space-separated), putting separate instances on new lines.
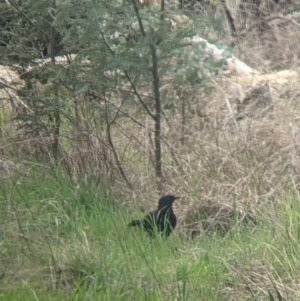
xmin=128 ymin=220 xmax=142 ymax=227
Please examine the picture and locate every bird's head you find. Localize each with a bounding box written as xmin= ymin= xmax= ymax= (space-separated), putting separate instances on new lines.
xmin=158 ymin=195 xmax=180 ymax=209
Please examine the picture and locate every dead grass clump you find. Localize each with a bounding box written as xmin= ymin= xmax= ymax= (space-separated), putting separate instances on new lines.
xmin=180 ymin=198 xmax=256 ymax=238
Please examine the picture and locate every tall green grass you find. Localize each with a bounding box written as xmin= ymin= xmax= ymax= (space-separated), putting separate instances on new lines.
xmin=0 ymin=165 xmax=300 ymax=300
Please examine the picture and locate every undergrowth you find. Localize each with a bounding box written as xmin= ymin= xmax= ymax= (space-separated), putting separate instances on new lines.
xmin=0 ymin=165 xmax=300 ymax=301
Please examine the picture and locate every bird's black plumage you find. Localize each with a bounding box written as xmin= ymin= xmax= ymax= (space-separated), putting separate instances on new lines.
xmin=128 ymin=195 xmax=180 ymax=238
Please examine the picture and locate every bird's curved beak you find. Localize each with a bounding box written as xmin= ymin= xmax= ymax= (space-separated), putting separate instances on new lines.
xmin=174 ymin=196 xmax=181 ymax=200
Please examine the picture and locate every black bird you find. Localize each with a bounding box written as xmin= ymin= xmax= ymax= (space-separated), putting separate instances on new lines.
xmin=128 ymin=195 xmax=180 ymax=238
